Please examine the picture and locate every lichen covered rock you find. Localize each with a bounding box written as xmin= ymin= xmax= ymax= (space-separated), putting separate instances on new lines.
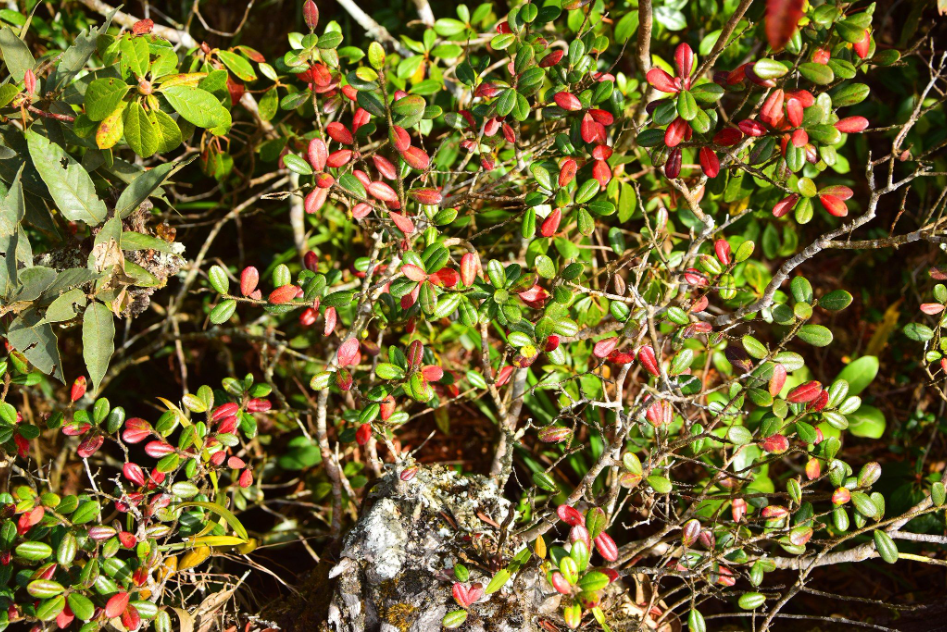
xmin=322 ymin=465 xmax=560 ymax=631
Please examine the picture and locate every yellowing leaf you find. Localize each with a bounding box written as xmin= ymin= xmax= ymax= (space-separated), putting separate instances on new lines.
xmin=190 ymin=535 xmax=248 ymax=547
xmin=865 ymin=299 xmax=901 ymax=357
xmin=174 ymin=501 xmax=249 ymax=541
xmin=534 ymin=535 xmax=546 ymax=559
xmin=178 ymin=546 xmax=212 ymax=570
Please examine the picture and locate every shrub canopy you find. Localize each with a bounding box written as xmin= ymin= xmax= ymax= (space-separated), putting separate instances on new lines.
xmin=0 ymin=0 xmax=945 ymax=630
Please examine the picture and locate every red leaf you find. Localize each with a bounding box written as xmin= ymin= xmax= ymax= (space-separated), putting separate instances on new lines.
xmin=389 ymin=211 xmax=415 ymax=235
xmin=77 ymin=434 xmax=104 ymax=458
xmin=122 ymin=418 xmax=152 ymax=444
xmin=429 ymin=268 xmax=459 ymax=288
xmin=240 ymin=267 xmax=259 ymax=297
xmin=373 ymin=155 xmax=397 ymax=180
xmin=787 ymin=380 xmax=822 ymax=403
xmin=105 ymin=592 xmax=130 ymax=619
xmin=307 ymin=138 xmax=327 ymax=171
xmin=637 ymin=345 xmax=660 ymax=377
xmin=593 ymin=338 xmax=619 ymax=359
xmin=268 ymin=285 xmax=300 ymax=305
xmin=123 ymin=463 xmax=146 ymax=486
xmin=553 ymin=92 xmax=582 ymax=111
xmin=368 ymin=181 xmax=398 ymax=203
xmin=460 ymin=253 xmax=480 ymax=286
xmin=766 ymin=0 xmax=804 ymax=51
xmin=401 ymin=264 xmax=428 ymax=283
xmin=132 ymin=19 xmax=154 ymax=35
xmin=557 ymin=504 xmax=585 ymax=526
xmin=337 ymin=338 xmax=361 ymax=367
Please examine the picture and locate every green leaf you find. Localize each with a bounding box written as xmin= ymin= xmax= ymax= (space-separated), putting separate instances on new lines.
xmin=120 ymin=35 xmax=150 ymax=78
xmin=836 ymin=356 xmax=878 ymax=396
xmin=367 ymin=42 xmax=386 ymax=69
xmin=533 ymin=471 xmax=557 ymax=492
xmin=218 ymin=50 xmax=257 ymax=81
xmin=147 ymin=109 xmax=182 ymax=153
xmin=13 ymin=266 xmax=56 ymax=301
xmin=798 ymin=62 xmax=834 ymax=85
xmin=797 ymin=324 xmax=833 ymax=347
xmin=208 ymin=265 xmax=230 ymax=294
xmin=535 ymin=255 xmax=556 ymax=279
xmin=727 ymin=425 xmax=753 ymax=446
xmin=753 ymin=59 xmax=789 ymax=79
xmin=82 ymin=301 xmax=114 ymax=395
xmin=123 ymin=101 xmax=160 ymax=157
xmin=829 ymin=83 xmax=870 ymax=108
xmin=36 ymin=596 xmax=65 ymax=622
xmin=25 ymin=130 xmax=108 ymax=225
xmin=338 ymin=173 xmax=366 ymax=198
xmin=0 ymin=83 xmax=18 ymax=108
xmin=162 ymin=85 xmax=232 ymax=131
xmin=435 ymin=18 xmax=468 ymax=36
xmin=873 ymin=530 xmax=898 ymax=564
xmin=173 ymin=500 xmax=249 ymax=541
xmin=847 ymin=404 xmax=886 ymax=439
xmin=647 ymin=475 xmax=672 ymax=493
xmin=356 ymin=90 xmax=386 ymax=117
xmin=392 ymin=94 xmax=425 ymax=118
xmin=688 ymin=609 xmax=706 ymax=632
xmin=16 ymin=541 xmax=53 ymax=560
xmin=738 ymin=592 xmax=766 ymax=609
xmin=512 ymin=92 xmax=530 ymax=121
xmin=819 ymin=289 xmax=852 ymax=311
xmin=614 ymin=10 xmax=639 ymax=42
xmin=484 ymin=568 xmax=511 ymax=594
xmin=496 ymin=89 xmax=517 ymax=117
xmin=67 ymin=593 xmax=95 ymax=621
xmin=317 ymin=31 xmax=344 ymax=49
xmin=42 ymin=289 xmax=87 ymax=324
xmin=49 ymin=11 xmax=114 ymax=90
xmin=6 ymin=311 xmax=64 ymax=381
xmin=931 ymin=482 xmax=945 ymax=507
xmin=258 ymin=87 xmax=278 ymax=121
xmin=115 ymin=157 xmax=194 ymax=218
xmin=41 ymin=267 xmax=102 ymax=299
xmin=903 ymin=322 xmax=934 ymax=342
xmin=677 ymin=90 xmax=698 ymax=121
xmin=209 ymin=300 xmax=237 ymax=324
xmin=28 ymin=579 xmax=65 ymax=599
xmin=121 ymin=231 xmax=174 ymax=253
xmin=442 ymin=610 xmax=468 ymax=629
xmin=851 ymin=491 xmax=877 ymax=517
xmin=0 ymin=26 xmax=35 ymax=82
xmin=654 ymin=5 xmax=686 ymax=30
xmin=690 ymin=82 xmax=724 ymax=104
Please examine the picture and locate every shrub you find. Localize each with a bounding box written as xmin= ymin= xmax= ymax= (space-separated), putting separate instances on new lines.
xmin=0 ymin=0 xmax=945 ymax=630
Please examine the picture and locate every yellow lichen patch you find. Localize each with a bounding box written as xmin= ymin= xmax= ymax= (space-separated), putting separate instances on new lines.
xmin=381 ymin=602 xmax=417 ymax=632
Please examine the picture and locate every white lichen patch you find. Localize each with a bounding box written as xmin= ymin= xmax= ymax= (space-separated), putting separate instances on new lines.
xmin=347 ymin=497 xmax=407 ymax=584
